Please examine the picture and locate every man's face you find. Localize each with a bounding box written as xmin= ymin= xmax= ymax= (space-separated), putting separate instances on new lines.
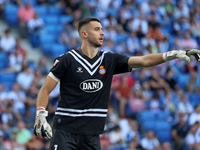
xmin=86 ymin=21 xmax=104 ymax=47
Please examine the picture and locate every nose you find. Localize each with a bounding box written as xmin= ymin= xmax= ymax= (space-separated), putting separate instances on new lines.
xmin=101 ymin=30 xmax=104 ymax=36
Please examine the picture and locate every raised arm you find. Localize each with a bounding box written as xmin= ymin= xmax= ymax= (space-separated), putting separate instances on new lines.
xmin=128 ymin=49 xmax=200 ymax=68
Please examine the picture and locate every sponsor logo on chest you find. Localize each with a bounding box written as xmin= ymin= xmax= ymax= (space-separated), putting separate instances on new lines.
xmin=80 ymin=79 xmax=103 ymax=93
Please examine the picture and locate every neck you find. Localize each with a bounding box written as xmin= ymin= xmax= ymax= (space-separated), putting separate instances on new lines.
xmin=81 ymin=42 xmax=98 ymax=59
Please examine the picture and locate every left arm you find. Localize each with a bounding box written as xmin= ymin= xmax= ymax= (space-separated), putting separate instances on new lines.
xmin=128 ymin=53 xmax=164 ymax=68
xmin=128 ymin=49 xmax=200 ymax=68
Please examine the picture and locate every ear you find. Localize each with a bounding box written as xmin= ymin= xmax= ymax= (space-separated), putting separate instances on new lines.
xmin=81 ymin=30 xmax=88 ymax=38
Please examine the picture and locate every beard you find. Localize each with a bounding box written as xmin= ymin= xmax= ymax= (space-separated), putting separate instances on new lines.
xmin=88 ymin=36 xmax=102 ymax=47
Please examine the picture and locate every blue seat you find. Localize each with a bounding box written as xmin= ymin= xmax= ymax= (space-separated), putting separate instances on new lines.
xmin=43 ymin=25 xmax=58 ymax=34
xmin=60 ymin=15 xmax=74 ymax=24
xmin=156 ymin=111 xmax=170 ymax=121
xmin=155 ymin=121 xmax=171 ymax=133
xmin=42 ymin=43 xmax=53 ymax=54
xmin=51 ymin=44 xmax=66 ymax=58
xmin=2 ymin=81 xmax=14 ymax=90
xmin=48 ymin=6 xmax=61 ymax=15
xmin=0 ymin=52 xmax=8 ymax=69
xmin=4 ymin=5 xmax=18 ymax=16
xmin=177 ymin=74 xmax=190 ymax=89
xmin=139 ymin=110 xmax=155 ymax=123
xmin=34 ymin=6 xmax=47 ymax=16
xmin=44 ymin=16 xmax=59 ymax=25
xmin=143 ymin=121 xmax=156 ymax=132
xmin=0 ymin=73 xmax=16 ymax=83
xmin=40 ymin=34 xmax=56 ymax=45
xmin=157 ymin=131 xmax=171 ymax=143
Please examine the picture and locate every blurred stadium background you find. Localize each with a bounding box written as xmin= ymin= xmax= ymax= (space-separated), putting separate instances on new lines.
xmin=0 ymin=0 xmax=200 ymax=150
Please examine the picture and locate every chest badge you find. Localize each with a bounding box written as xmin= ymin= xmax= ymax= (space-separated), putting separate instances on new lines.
xmin=77 ymin=67 xmax=83 ymax=73
xmin=99 ymin=66 xmax=106 ymax=75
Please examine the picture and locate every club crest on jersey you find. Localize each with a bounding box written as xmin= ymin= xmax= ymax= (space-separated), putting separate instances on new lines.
xmin=80 ymin=79 xmax=103 ymax=93
xmin=99 ymin=66 xmax=106 ymax=75
xmin=53 ymin=60 xmax=59 ymax=66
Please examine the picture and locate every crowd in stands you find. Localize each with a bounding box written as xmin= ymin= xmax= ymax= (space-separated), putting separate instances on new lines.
xmin=0 ymin=0 xmax=200 ymax=150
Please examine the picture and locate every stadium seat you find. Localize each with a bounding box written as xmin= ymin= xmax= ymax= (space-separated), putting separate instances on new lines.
xmin=44 ymin=16 xmax=59 ymax=25
xmin=2 ymin=81 xmax=14 ymax=90
xmin=157 ymin=131 xmax=171 ymax=143
xmin=51 ymin=44 xmax=66 ymax=58
xmin=156 ymin=111 xmax=170 ymax=121
xmin=0 ymin=52 xmax=8 ymax=70
xmin=34 ymin=6 xmax=47 ymax=16
xmin=48 ymin=6 xmax=61 ymax=15
xmin=155 ymin=121 xmax=171 ymax=133
xmin=43 ymin=25 xmax=58 ymax=34
xmin=60 ymin=15 xmax=74 ymax=24
xmin=4 ymin=5 xmax=18 ymax=25
xmin=41 ymin=43 xmax=53 ymax=54
xmin=139 ymin=110 xmax=155 ymax=123
xmin=177 ymin=74 xmax=190 ymax=89
xmin=4 ymin=5 xmax=18 ymax=16
xmin=40 ymin=34 xmax=57 ymax=45
xmin=0 ymin=72 xmax=16 ymax=83
xmin=143 ymin=121 xmax=156 ymax=132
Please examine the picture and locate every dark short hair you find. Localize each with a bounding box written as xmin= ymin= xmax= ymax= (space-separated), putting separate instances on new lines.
xmin=78 ymin=17 xmax=101 ymax=33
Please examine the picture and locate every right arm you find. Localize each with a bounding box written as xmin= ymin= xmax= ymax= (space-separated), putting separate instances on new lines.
xmin=36 ymin=75 xmax=58 ymax=108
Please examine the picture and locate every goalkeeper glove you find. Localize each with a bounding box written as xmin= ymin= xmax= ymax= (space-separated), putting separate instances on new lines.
xmin=33 ymin=107 xmax=52 ymax=140
xmin=163 ymin=49 xmax=200 ymax=63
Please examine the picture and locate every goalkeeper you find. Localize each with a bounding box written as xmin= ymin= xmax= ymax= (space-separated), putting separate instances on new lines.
xmin=33 ymin=17 xmax=200 ymax=150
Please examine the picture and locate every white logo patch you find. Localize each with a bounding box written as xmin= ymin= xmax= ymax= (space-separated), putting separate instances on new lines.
xmin=76 ymin=67 xmax=83 ymax=73
xmin=80 ymin=79 xmax=103 ymax=93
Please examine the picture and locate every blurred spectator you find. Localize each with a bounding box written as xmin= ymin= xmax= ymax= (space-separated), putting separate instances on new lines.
xmin=177 ymin=31 xmax=198 ymax=49
xmin=125 ymin=135 xmax=143 ymax=150
xmin=16 ymin=67 xmax=34 ymax=92
xmin=185 ymin=121 xmax=200 ymax=150
xmin=186 ymin=65 xmax=200 ymax=94
xmin=3 ymin=48 xmax=24 ymax=73
xmin=37 ymin=56 xmax=49 ymax=75
xmin=100 ymin=132 xmax=111 ymax=150
xmin=23 ymin=106 xmax=35 ymax=129
xmin=126 ymin=121 xmax=140 ymax=143
xmin=141 ymin=33 xmax=156 ymax=49
xmin=104 ymin=26 xmax=117 ymax=42
xmin=115 ymin=73 xmax=134 ymax=118
xmin=173 ymin=16 xmax=190 ymax=36
xmin=18 ymin=2 xmax=35 ymax=37
xmin=148 ymin=67 xmax=169 ymax=92
xmin=106 ymin=104 xmax=119 ymax=130
xmin=27 ymin=12 xmax=44 ymax=33
xmin=58 ymin=30 xmax=70 ymax=45
xmin=118 ymin=117 xmax=134 ymax=142
xmin=1 ymin=103 xmax=18 ymax=128
xmin=10 ymin=121 xmax=32 ymax=150
xmin=189 ymin=105 xmax=200 ymax=126
xmin=108 ymin=125 xmax=125 ymax=145
xmin=178 ymin=94 xmax=193 ymax=121
xmin=148 ymin=91 xmax=164 ymax=111
xmin=8 ymin=83 xmax=26 ymax=117
xmin=126 ymin=31 xmax=141 ymax=54
xmin=141 ymin=130 xmax=160 ymax=150
xmin=190 ymin=16 xmax=200 ymax=47
xmin=63 ymin=0 xmax=80 ymax=15
xmin=173 ymin=3 xmax=189 ymax=20
xmin=16 ymin=38 xmax=26 ymax=57
xmin=102 ymin=15 xmax=118 ymax=28
xmin=165 ymin=68 xmax=178 ymax=91
xmin=163 ymin=0 xmax=175 ymax=17
xmin=0 ymin=28 xmax=16 ymax=54
xmin=25 ymin=134 xmax=44 ymax=150
xmin=163 ymin=92 xmax=176 ymax=116
xmin=162 ymin=142 xmax=172 ymax=150
xmin=0 ymin=130 xmax=4 ymax=150
xmin=129 ymin=85 xmax=145 ymax=116
xmin=171 ymin=113 xmax=190 ymax=150
xmin=130 ymin=15 xmax=148 ymax=35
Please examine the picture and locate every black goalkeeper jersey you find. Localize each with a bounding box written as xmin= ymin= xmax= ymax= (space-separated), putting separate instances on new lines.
xmin=50 ymin=48 xmax=131 ymax=135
